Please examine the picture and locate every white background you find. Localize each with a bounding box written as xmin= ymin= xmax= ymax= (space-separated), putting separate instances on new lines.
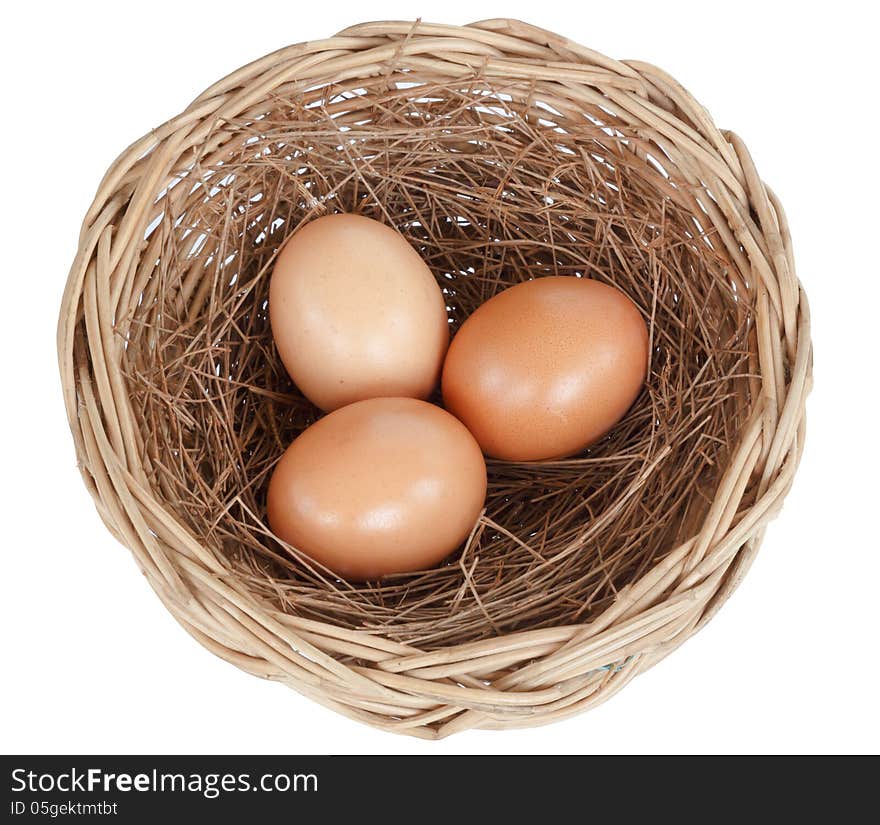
xmin=2 ymin=0 xmax=877 ymax=755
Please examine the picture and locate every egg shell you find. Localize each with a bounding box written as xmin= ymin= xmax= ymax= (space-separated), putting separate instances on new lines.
xmin=441 ymin=276 xmax=649 ymax=461
xmin=269 ymin=213 xmax=449 ymax=411
xmin=266 ymin=397 xmax=487 ymax=581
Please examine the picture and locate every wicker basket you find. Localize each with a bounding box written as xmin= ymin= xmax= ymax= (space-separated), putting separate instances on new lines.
xmin=58 ymin=19 xmax=811 ymax=738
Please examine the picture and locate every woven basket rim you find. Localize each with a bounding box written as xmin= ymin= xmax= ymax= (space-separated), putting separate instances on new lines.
xmin=58 ymin=18 xmax=812 ymax=738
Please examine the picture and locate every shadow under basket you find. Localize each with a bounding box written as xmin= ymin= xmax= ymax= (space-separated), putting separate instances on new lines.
xmin=58 ymin=19 xmax=812 ymax=738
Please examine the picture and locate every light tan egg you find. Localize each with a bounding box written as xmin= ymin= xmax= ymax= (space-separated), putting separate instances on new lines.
xmin=269 ymin=213 xmax=449 ymax=411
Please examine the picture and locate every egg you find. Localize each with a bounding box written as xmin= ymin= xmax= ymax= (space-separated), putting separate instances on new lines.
xmin=266 ymin=397 xmax=487 ymax=580
xmin=269 ymin=213 xmax=449 ymax=411
xmin=442 ymin=276 xmax=648 ymax=461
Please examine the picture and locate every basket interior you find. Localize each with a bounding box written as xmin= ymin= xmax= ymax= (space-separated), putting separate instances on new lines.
xmin=115 ymin=72 xmax=756 ymax=648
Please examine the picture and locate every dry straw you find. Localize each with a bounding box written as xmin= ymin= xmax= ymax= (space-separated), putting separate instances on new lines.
xmin=58 ymin=19 xmax=811 ymax=737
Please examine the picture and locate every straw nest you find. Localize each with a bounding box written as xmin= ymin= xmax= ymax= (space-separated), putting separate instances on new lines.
xmin=58 ymin=19 xmax=812 ymax=737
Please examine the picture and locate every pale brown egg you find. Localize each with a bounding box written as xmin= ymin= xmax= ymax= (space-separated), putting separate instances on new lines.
xmin=266 ymin=398 xmax=487 ymax=581
xmin=442 ymin=276 xmax=649 ymax=461
xmin=269 ymin=213 xmax=449 ymax=411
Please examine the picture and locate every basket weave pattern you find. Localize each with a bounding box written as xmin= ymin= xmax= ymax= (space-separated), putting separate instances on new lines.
xmin=59 ymin=20 xmax=811 ymax=737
